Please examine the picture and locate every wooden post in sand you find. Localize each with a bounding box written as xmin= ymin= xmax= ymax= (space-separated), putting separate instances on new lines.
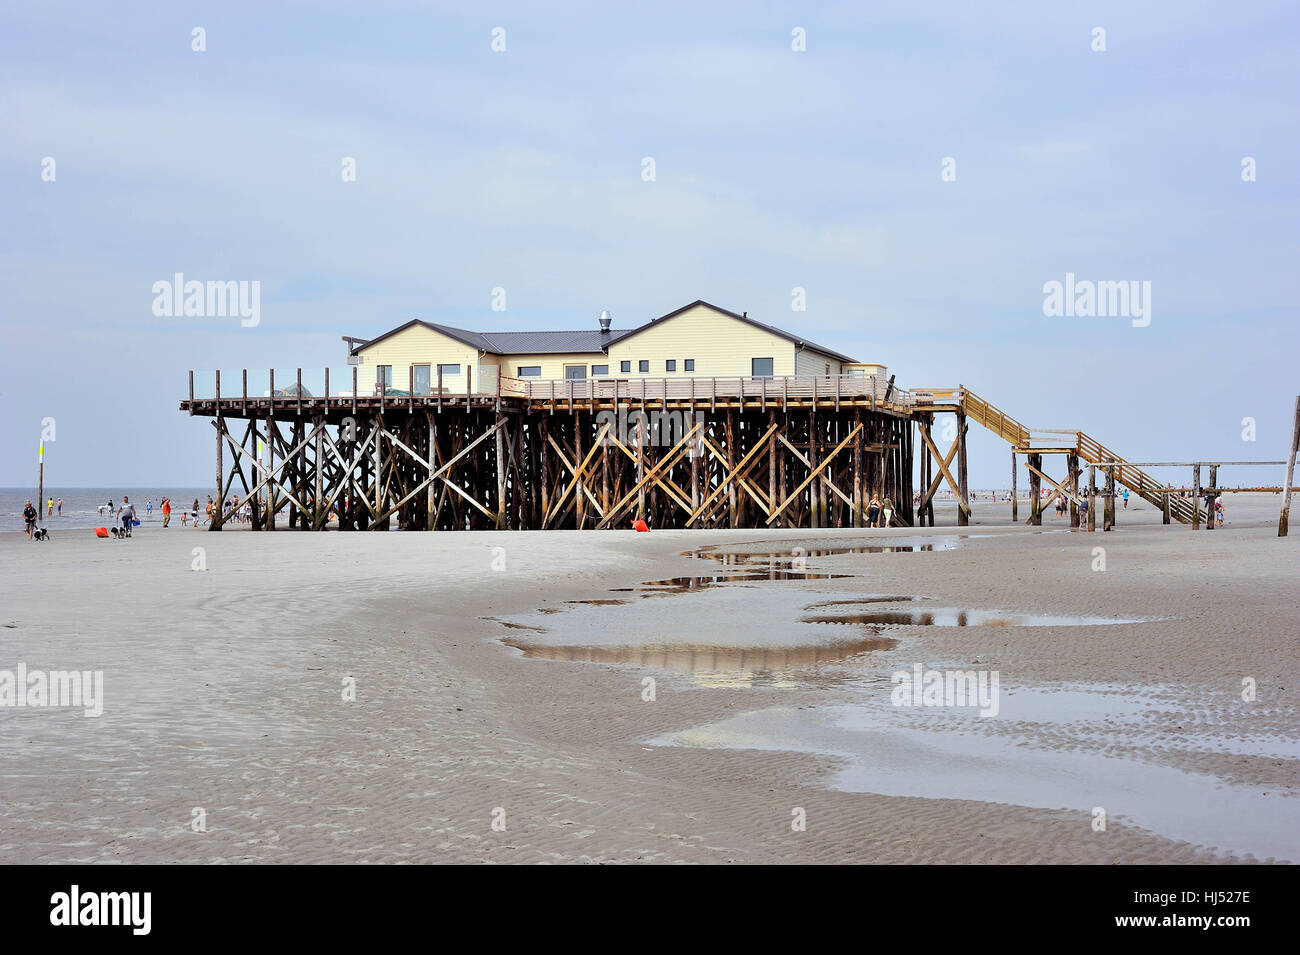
xmin=1068 ymin=451 xmax=1080 ymax=528
xmin=1087 ymin=465 xmax=1096 ymax=531
xmin=1011 ymin=452 xmax=1018 ymax=522
xmin=1028 ymin=453 xmax=1042 ymax=526
xmin=1280 ymin=396 xmax=1300 ymax=537
xmin=956 ymin=411 xmax=969 ymax=527
xmin=1206 ymin=465 xmax=1218 ymax=530
xmin=1104 ymin=466 xmax=1115 ymax=531
xmin=1191 ymin=465 xmax=1201 ymax=530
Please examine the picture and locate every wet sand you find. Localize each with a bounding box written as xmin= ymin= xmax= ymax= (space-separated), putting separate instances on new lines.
xmin=0 ymin=494 xmax=1296 ymax=863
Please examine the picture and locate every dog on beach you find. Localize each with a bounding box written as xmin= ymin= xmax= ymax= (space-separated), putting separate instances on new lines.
xmin=33 ymin=527 xmax=50 ymax=541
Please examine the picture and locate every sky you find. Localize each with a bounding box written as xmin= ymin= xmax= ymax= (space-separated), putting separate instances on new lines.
xmin=1 ymin=1 xmax=1297 ymax=490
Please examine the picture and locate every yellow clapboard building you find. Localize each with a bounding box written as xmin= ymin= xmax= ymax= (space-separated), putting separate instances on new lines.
xmin=347 ymin=300 xmax=862 ymax=395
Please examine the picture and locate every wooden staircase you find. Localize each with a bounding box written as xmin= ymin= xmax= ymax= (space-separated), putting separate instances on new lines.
xmin=958 ymin=389 xmax=1198 ymax=524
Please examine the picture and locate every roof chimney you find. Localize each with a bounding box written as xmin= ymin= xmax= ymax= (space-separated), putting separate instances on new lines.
xmin=598 ymin=309 xmax=613 ymax=333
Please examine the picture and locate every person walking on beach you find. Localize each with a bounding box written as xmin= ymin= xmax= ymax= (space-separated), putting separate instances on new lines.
xmin=146 ymin=499 xmax=153 ymax=519
xmin=1122 ymin=489 xmax=1130 ymax=509
xmin=205 ymin=497 xmax=214 ymax=526
xmin=881 ymin=497 xmax=894 ymax=528
xmin=56 ymin=497 xmax=62 ymax=516
xmin=162 ymin=497 xmax=171 ymax=527
xmin=191 ymin=498 xmax=200 ymax=528
xmin=118 ymin=496 xmax=136 ymax=537
xmin=47 ymin=497 xmax=54 ymax=517
xmin=868 ymin=495 xmax=881 ymax=527
xmin=23 ymin=500 xmax=37 ymax=540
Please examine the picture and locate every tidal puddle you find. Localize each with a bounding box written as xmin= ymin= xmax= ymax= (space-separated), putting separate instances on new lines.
xmin=594 ymin=537 xmax=961 ymax=599
xmin=611 ymin=571 xmax=852 ymax=594
xmin=689 ymin=537 xmax=962 ymax=568
xmin=502 ymin=635 xmax=898 ymax=688
xmin=654 ymin=683 xmax=1300 ymax=861
xmin=803 ymin=596 xmax=923 ymax=610
xmin=802 ymin=609 xmax=1144 ymax=628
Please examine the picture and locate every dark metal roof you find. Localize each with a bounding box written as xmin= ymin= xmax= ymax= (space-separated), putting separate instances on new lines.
xmin=480 ymin=330 xmax=614 ymax=354
xmin=351 ymin=319 xmax=616 ymax=356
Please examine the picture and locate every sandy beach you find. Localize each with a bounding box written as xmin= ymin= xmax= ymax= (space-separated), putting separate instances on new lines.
xmin=1 ymin=494 xmax=1296 ymax=864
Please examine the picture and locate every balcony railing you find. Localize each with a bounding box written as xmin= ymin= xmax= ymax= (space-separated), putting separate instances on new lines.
xmin=185 ymin=369 xmax=918 ymax=408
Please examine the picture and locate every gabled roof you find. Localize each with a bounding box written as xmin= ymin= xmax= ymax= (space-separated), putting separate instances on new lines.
xmin=350 ymin=300 xmax=856 ymax=363
xmin=606 ymin=300 xmax=857 ymax=364
xmin=351 ymin=320 xmax=615 ymax=356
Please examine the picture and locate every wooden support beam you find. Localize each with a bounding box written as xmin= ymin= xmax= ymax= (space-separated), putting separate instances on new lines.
xmin=766 ymin=424 xmax=862 ymax=525
xmin=1011 ymin=451 xmax=1018 ymax=522
xmin=1281 ymin=395 xmax=1300 ymax=536
xmin=1104 ymin=465 xmax=1116 ymax=532
xmin=1028 ymin=453 xmax=1042 ymax=526
xmin=956 ymin=411 xmax=969 ymax=527
xmin=1068 ymin=451 xmax=1080 ymax=528
xmin=1191 ymin=464 xmax=1201 ymax=530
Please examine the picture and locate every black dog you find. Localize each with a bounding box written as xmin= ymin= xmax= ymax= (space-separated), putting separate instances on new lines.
xmin=33 ymin=527 xmax=50 ymax=541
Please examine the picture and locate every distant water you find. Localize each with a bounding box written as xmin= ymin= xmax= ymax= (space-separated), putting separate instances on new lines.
xmin=1 ymin=487 xmax=214 ymax=532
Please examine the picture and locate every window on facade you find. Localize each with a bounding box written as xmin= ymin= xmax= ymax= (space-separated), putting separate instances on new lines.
xmin=752 ymin=357 xmax=774 ymax=378
xmin=684 ymin=359 xmax=695 ymax=372
xmin=591 ymin=364 xmax=609 ymax=376
xmin=620 ymin=360 xmax=631 ymax=373
xmin=437 ymin=364 xmax=461 ymax=377
xmin=564 ymin=365 xmax=587 ymax=380
xmin=517 ymin=366 xmax=541 ymax=377
xmin=638 ymin=360 xmax=649 ymax=373
xmin=377 ymin=365 xmax=393 ymax=389
xmin=665 ymin=359 xmax=676 ymax=372
xmin=413 ymin=364 xmax=431 ymax=395
xmin=825 ymin=363 xmax=831 ymax=375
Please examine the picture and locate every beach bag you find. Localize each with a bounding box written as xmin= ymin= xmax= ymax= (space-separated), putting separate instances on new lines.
xmin=132 ymin=519 xmax=140 ymax=526
xmin=95 ymin=527 xmax=109 ymax=538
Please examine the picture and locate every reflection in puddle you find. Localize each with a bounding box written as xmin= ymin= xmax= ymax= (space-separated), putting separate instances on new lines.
xmin=566 ymin=598 xmax=633 ymax=606
xmin=803 ymin=596 xmax=922 ymax=610
xmin=803 ymin=609 xmax=1143 ymax=628
xmin=502 ymin=635 xmax=898 ymax=688
xmin=690 ymin=538 xmax=961 ymax=568
xmin=594 ymin=538 xmax=962 ymax=599
xmin=612 ymin=571 xmax=852 ymax=594
xmin=655 ymin=687 xmax=1300 ymax=861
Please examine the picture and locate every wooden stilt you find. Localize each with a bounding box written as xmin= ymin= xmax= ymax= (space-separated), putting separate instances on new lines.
xmin=1280 ymin=396 xmax=1300 ymax=536
xmin=1028 ymin=453 xmax=1042 ymax=526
